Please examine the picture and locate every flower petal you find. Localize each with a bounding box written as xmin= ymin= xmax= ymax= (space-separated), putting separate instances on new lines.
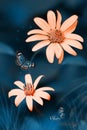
xmin=46 ymin=44 xmax=55 ymax=63
xmin=47 ymin=10 xmax=56 ymax=29
xmin=8 ymin=89 xmax=24 ymax=97
xmin=34 ymin=91 xmax=51 ymax=100
xmin=61 ymin=42 xmax=77 ymax=56
xmin=61 ymin=15 xmax=78 ymax=32
xmin=34 ymin=17 xmax=50 ymax=32
xmin=26 ymin=35 xmax=48 ymax=42
xmin=25 ymin=74 xmax=32 ymax=85
xmin=56 ymin=10 xmax=62 ymax=29
xmin=26 ymin=96 xmax=33 ymax=111
xmin=32 ymin=96 xmax=43 ymax=106
xmin=27 ymin=29 xmax=48 ymax=35
xmin=32 ymin=40 xmax=50 ymax=52
xmin=54 ymin=44 xmax=64 ymax=64
xmin=36 ymin=87 xmax=55 ymax=92
xmin=54 ymin=44 xmax=63 ymax=59
xmin=65 ymin=33 xmax=84 ymax=42
xmin=34 ymin=75 xmax=44 ymax=89
xmin=14 ymin=81 xmax=24 ymax=90
xmin=64 ymin=39 xmax=83 ymax=50
xmin=15 ymin=92 xmax=25 ymax=107
xmin=58 ymin=48 xmax=64 ymax=64
xmin=64 ymin=21 xmax=78 ymax=34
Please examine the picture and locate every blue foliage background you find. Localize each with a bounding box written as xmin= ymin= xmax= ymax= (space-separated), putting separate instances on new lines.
xmin=0 ymin=0 xmax=87 ymax=130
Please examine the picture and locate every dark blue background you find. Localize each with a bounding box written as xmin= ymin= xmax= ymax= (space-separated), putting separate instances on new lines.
xmin=0 ymin=0 xmax=87 ymax=130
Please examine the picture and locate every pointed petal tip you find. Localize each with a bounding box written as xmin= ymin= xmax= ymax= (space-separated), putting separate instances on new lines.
xmin=41 ymin=102 xmax=44 ymax=106
xmin=47 ymin=10 xmax=53 ymax=14
xmin=51 ymin=88 xmax=55 ymax=91
xmin=41 ymin=74 xmax=45 ymax=77
xmin=25 ymin=74 xmax=31 ymax=77
xmin=72 ymin=15 xmax=78 ymax=20
xmin=56 ymin=10 xmax=60 ymax=14
xmin=15 ymin=103 xmax=18 ymax=107
xmin=29 ymin=108 xmax=33 ymax=112
xmin=33 ymin=17 xmax=37 ymax=22
xmin=14 ymin=81 xmax=19 ymax=86
xmin=32 ymin=47 xmax=37 ymax=52
xmin=48 ymin=96 xmax=51 ymax=101
xmin=34 ymin=17 xmax=40 ymax=23
xmin=48 ymin=60 xmax=54 ymax=64
xmin=58 ymin=59 xmax=62 ymax=64
xmin=47 ymin=87 xmax=55 ymax=91
xmin=58 ymin=61 xmax=62 ymax=64
xmin=27 ymin=32 xmax=30 ymax=35
xmin=25 ymin=74 xmax=32 ymax=84
xmin=73 ymin=51 xmax=77 ymax=56
xmin=8 ymin=92 xmax=10 ymax=98
xmin=46 ymin=87 xmax=55 ymax=91
xmin=15 ymin=100 xmax=19 ymax=107
xmin=82 ymin=38 xmax=84 ymax=43
xmin=32 ymin=48 xmax=36 ymax=52
xmin=34 ymin=17 xmax=38 ymax=21
xmin=32 ymin=45 xmax=40 ymax=52
xmin=39 ymin=99 xmax=44 ymax=106
xmin=80 ymin=45 xmax=83 ymax=50
xmin=25 ymin=38 xmax=30 ymax=43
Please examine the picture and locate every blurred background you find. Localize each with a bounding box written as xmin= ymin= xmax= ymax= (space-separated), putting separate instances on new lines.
xmin=0 ymin=0 xmax=87 ymax=130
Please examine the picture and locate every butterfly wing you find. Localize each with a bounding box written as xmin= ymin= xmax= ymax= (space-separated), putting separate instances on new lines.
xmin=21 ymin=60 xmax=30 ymax=70
xmin=16 ymin=52 xmax=35 ymax=70
xmin=21 ymin=60 xmax=35 ymax=70
xmin=16 ymin=52 xmax=25 ymax=66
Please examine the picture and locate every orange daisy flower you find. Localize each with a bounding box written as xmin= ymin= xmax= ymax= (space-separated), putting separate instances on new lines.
xmin=26 ymin=10 xmax=84 ymax=64
xmin=8 ymin=74 xmax=54 ymax=112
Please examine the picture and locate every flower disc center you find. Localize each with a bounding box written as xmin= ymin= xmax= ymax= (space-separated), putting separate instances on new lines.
xmin=24 ymin=83 xmax=34 ymax=96
xmin=49 ymin=30 xmax=65 ymax=43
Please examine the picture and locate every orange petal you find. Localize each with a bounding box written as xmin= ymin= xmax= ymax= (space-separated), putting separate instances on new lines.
xmin=34 ymin=91 xmax=51 ymax=100
xmin=61 ymin=42 xmax=77 ymax=56
xmin=26 ymin=96 xmax=33 ymax=111
xmin=61 ymin=15 xmax=78 ymax=32
xmin=26 ymin=35 xmax=48 ymax=42
xmin=27 ymin=29 xmax=48 ymax=35
xmin=34 ymin=75 xmax=44 ymax=89
xmin=56 ymin=10 xmax=62 ymax=30
xmin=64 ymin=39 xmax=83 ymax=50
xmin=8 ymin=89 xmax=24 ymax=97
xmin=64 ymin=20 xmax=78 ymax=34
xmin=25 ymin=74 xmax=32 ymax=85
xmin=32 ymin=96 xmax=43 ymax=106
xmin=36 ymin=87 xmax=55 ymax=92
xmin=14 ymin=81 xmax=24 ymax=90
xmin=54 ymin=44 xmax=64 ymax=64
xmin=32 ymin=40 xmax=50 ymax=52
xmin=15 ymin=93 xmax=25 ymax=107
xmin=65 ymin=33 xmax=84 ymax=42
xmin=34 ymin=17 xmax=50 ymax=32
xmin=58 ymin=49 xmax=64 ymax=64
xmin=46 ymin=44 xmax=55 ymax=63
xmin=47 ymin=10 xmax=56 ymax=29
xmin=54 ymin=44 xmax=63 ymax=59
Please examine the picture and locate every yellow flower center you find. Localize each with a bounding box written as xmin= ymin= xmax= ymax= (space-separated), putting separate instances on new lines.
xmin=49 ymin=29 xmax=65 ymax=43
xmin=24 ymin=83 xmax=35 ymax=96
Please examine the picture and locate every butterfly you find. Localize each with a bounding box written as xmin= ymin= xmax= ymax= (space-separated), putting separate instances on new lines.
xmin=16 ymin=52 xmax=35 ymax=70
